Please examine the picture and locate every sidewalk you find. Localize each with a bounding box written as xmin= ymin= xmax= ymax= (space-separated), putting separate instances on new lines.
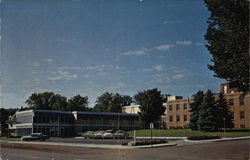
xmin=0 ymin=140 xmax=177 ymax=149
xmin=184 ymin=136 xmax=250 ymax=143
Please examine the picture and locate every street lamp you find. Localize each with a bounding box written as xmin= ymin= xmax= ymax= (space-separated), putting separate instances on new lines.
xmin=223 ymin=118 xmax=226 ymax=137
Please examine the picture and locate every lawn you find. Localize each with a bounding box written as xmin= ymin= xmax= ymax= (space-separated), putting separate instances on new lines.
xmin=0 ymin=136 xmax=20 ymax=141
xmin=128 ymin=129 xmax=250 ymax=138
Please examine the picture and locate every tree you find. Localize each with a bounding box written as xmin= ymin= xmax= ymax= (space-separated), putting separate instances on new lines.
xmin=204 ymin=0 xmax=250 ymax=92
xmin=25 ymin=92 xmax=67 ymax=110
xmin=94 ymin=92 xmax=133 ymax=113
xmin=134 ymin=88 xmax=165 ymax=129
xmin=189 ymin=91 xmax=204 ymax=130
xmin=197 ymin=90 xmax=218 ymax=131
xmin=216 ymin=92 xmax=234 ymax=129
xmin=67 ymin=95 xmax=89 ymax=111
xmin=0 ymin=108 xmax=18 ymax=136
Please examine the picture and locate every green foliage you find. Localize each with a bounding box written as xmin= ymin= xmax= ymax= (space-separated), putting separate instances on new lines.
xmin=0 ymin=108 xmax=18 ymax=135
xmin=189 ymin=91 xmax=204 ymax=130
xmin=216 ymin=92 xmax=234 ymax=129
xmin=134 ymin=88 xmax=165 ymax=129
xmin=25 ymin=92 xmax=89 ymax=111
xmin=204 ymin=0 xmax=250 ymax=92
xmin=25 ymin=92 xmax=67 ymax=110
xmin=94 ymin=92 xmax=132 ymax=113
xmin=198 ymin=90 xmax=218 ymax=131
xmin=67 ymin=95 xmax=89 ymax=111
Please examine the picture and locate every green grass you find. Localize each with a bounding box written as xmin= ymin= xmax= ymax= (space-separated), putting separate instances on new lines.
xmin=128 ymin=129 xmax=250 ymax=138
xmin=0 ymin=136 xmax=20 ymax=141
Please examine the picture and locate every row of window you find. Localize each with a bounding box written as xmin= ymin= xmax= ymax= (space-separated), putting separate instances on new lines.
xmin=33 ymin=116 xmax=74 ymax=124
xmin=169 ymin=115 xmax=188 ymax=122
xmin=228 ymin=96 xmax=244 ymax=106
xmin=168 ymin=103 xmax=188 ymax=111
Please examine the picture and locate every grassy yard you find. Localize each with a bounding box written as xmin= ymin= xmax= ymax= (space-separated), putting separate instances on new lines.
xmin=0 ymin=136 xmax=20 ymax=141
xmin=128 ymin=129 xmax=250 ymax=138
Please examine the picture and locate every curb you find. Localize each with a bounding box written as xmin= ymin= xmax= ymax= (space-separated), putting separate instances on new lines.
xmin=184 ymin=136 xmax=250 ymax=143
xmin=0 ymin=140 xmax=177 ymax=149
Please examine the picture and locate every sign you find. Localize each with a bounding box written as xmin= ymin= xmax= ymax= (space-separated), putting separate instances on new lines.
xmin=149 ymin=122 xmax=154 ymax=129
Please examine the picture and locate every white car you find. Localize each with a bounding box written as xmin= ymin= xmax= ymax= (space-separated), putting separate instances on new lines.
xmin=92 ymin=130 xmax=105 ymax=139
xmin=102 ymin=130 xmax=114 ymax=139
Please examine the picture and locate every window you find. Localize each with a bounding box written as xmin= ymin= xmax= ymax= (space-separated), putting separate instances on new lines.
xmin=176 ymin=115 xmax=180 ymax=122
xmin=183 ymin=103 xmax=187 ymax=110
xmin=239 ymin=96 xmax=244 ymax=105
xmin=169 ymin=116 xmax=173 ymax=122
xmin=169 ymin=105 xmax=173 ymax=111
xmin=229 ymin=98 xmax=234 ymax=106
xmin=240 ymin=111 xmax=245 ymax=119
xmin=176 ymin=104 xmax=180 ymax=110
xmin=184 ymin=115 xmax=187 ymax=121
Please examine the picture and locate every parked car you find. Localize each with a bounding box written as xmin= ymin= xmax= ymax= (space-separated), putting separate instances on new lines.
xmin=21 ymin=133 xmax=49 ymax=141
xmin=92 ymin=130 xmax=105 ymax=139
xmin=102 ymin=130 xmax=114 ymax=139
xmin=114 ymin=130 xmax=129 ymax=139
xmin=82 ymin=131 xmax=94 ymax=139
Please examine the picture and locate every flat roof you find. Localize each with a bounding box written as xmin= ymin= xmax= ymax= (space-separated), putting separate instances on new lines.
xmin=16 ymin=109 xmax=138 ymax=117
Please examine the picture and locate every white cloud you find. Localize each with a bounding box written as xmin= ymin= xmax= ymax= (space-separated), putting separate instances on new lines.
xmin=155 ymin=44 xmax=173 ymax=51
xmin=195 ymin=42 xmax=204 ymax=46
xmin=172 ymin=74 xmax=184 ymax=80
xmin=117 ymin=82 xmax=126 ymax=88
xmin=176 ymin=41 xmax=192 ymax=45
xmin=120 ymin=49 xmax=148 ymax=56
xmin=44 ymin=58 xmax=53 ymax=62
xmin=153 ymin=65 xmax=164 ymax=71
xmin=32 ymin=62 xmax=40 ymax=67
xmin=83 ymin=74 xmax=90 ymax=78
xmin=48 ymin=71 xmax=77 ymax=81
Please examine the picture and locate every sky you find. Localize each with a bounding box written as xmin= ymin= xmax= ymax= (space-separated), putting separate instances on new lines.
xmin=0 ymin=0 xmax=224 ymax=108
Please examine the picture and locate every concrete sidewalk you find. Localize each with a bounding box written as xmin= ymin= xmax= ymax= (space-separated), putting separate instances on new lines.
xmin=184 ymin=136 xmax=250 ymax=143
xmin=0 ymin=140 xmax=177 ymax=149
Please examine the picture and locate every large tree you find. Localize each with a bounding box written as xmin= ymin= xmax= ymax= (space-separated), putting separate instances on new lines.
xmin=216 ymin=92 xmax=234 ymax=129
xmin=189 ymin=91 xmax=204 ymax=131
xmin=204 ymin=0 xmax=249 ymax=92
xmin=25 ymin=92 xmax=67 ymax=110
xmin=67 ymin=95 xmax=89 ymax=111
xmin=94 ymin=92 xmax=133 ymax=113
xmin=134 ymin=88 xmax=165 ymax=129
xmin=197 ymin=90 xmax=219 ymax=131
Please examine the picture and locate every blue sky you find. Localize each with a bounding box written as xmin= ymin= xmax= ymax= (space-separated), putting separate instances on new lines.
xmin=1 ymin=0 xmax=223 ymax=108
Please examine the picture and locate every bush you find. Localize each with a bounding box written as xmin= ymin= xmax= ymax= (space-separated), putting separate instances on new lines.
xmin=124 ymin=139 xmax=168 ymax=146
xmin=187 ymin=135 xmax=221 ymax=140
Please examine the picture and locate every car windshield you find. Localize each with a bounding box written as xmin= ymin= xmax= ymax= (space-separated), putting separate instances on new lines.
xmin=116 ymin=131 xmax=124 ymax=133
xmin=31 ymin=133 xmax=41 ymax=136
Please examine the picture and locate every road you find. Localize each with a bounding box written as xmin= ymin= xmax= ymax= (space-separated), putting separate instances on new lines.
xmin=0 ymin=139 xmax=249 ymax=160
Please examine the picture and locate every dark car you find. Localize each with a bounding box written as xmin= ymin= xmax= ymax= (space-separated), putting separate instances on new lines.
xmin=114 ymin=130 xmax=129 ymax=139
xmin=21 ymin=133 xmax=49 ymax=141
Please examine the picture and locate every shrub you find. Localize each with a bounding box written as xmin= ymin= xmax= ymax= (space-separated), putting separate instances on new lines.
xmin=187 ymin=135 xmax=221 ymax=140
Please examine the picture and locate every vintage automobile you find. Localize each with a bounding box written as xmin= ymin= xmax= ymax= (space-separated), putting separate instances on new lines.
xmin=92 ymin=130 xmax=105 ymax=139
xmin=113 ymin=130 xmax=129 ymax=139
xmin=81 ymin=131 xmax=94 ymax=139
xmin=21 ymin=133 xmax=50 ymax=141
xmin=102 ymin=130 xmax=114 ymax=139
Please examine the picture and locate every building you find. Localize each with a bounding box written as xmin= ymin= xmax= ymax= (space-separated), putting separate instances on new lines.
xmin=122 ymin=83 xmax=249 ymax=129
xmin=7 ymin=110 xmax=140 ymax=137
xmin=166 ymin=97 xmax=192 ymax=129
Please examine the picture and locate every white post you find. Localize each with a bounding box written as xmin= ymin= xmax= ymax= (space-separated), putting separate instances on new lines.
xmin=134 ymin=130 xmax=136 ymax=142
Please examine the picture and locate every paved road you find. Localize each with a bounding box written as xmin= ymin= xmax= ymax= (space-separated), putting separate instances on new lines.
xmin=1 ymin=139 xmax=249 ymax=160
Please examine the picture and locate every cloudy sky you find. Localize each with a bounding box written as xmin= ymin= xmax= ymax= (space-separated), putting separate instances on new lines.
xmin=1 ymin=0 xmax=223 ymax=108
